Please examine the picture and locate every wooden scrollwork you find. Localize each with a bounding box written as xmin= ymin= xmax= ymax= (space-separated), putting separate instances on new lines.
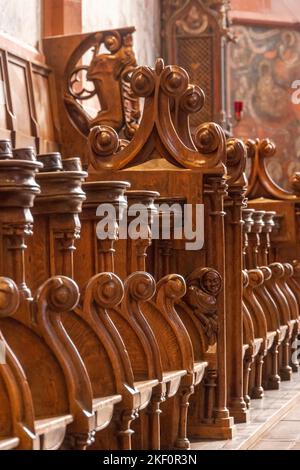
xmin=87 ymin=59 xmax=226 ymax=172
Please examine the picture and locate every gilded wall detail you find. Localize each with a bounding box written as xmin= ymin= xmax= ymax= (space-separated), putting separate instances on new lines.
xmin=229 ymin=25 xmax=300 ymax=189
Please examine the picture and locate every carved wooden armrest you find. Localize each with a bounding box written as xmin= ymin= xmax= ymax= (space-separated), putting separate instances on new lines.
xmin=0 ymin=277 xmax=37 ymax=450
xmin=243 ymin=269 xmax=268 ymax=342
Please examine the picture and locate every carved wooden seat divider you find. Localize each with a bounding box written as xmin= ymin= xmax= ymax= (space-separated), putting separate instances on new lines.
xmin=246 ymin=139 xmax=300 ymax=375
xmin=44 ymin=28 xmax=240 ymax=440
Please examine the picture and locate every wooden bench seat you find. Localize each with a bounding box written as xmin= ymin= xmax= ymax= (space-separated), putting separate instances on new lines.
xmin=0 ymin=437 xmax=20 ymax=450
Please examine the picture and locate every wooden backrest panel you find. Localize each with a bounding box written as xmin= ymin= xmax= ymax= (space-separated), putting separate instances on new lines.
xmin=0 ymin=34 xmax=60 ymax=153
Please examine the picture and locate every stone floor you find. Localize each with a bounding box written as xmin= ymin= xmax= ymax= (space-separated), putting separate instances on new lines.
xmin=191 ymin=372 xmax=300 ymax=450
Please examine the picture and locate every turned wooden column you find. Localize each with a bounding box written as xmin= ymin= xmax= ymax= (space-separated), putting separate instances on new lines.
xmin=153 ymin=196 xmax=185 ymax=280
xmin=82 ymin=181 xmax=130 ymax=274
xmin=204 ymin=174 xmax=234 ymax=436
xmin=125 ymin=190 xmax=160 ymax=275
xmin=242 ymin=209 xmax=255 ymax=269
xmin=247 ymin=211 xmax=265 ymax=269
xmin=0 ymin=142 xmax=42 ymax=298
xmin=224 ymin=138 xmax=249 ymax=424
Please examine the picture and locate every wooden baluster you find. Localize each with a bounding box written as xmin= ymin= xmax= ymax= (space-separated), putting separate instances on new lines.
xmin=82 ymin=181 xmax=130 ymax=275
xmin=0 ymin=144 xmax=42 ymax=299
xmin=125 ymin=190 xmax=159 ymax=275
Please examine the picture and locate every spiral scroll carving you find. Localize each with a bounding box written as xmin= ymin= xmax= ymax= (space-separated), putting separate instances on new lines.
xmin=124 ymin=272 xmax=156 ymax=301
xmin=131 ymin=67 xmax=155 ymax=97
xmin=244 ymin=139 xmax=256 ymax=160
xmin=258 ymin=138 xmax=276 ymax=159
xmin=292 ymin=260 xmax=300 ymax=277
xmin=226 ymin=138 xmax=246 ymax=168
xmin=283 ymin=263 xmax=294 ymax=277
xmin=157 ymin=274 xmax=186 ymax=300
xmin=179 ymin=85 xmax=205 ymax=114
xmin=247 ymin=269 xmax=264 ymax=287
xmin=193 ymin=123 xmax=222 ymax=154
xmin=186 ymin=267 xmax=222 ymax=297
xmin=88 ymin=273 xmax=124 ymax=308
xmin=0 ymin=277 xmax=20 ymax=318
xmin=269 ymin=263 xmax=285 ymax=279
xmin=160 ymin=65 xmax=189 ymax=97
xmin=289 ymin=173 xmax=300 ymax=195
xmin=260 ymin=266 xmax=272 ymax=282
xmin=35 ymin=276 xmax=80 ymax=313
xmin=89 ymin=125 xmax=119 ymax=157
xmin=226 ymin=137 xmax=247 ymax=186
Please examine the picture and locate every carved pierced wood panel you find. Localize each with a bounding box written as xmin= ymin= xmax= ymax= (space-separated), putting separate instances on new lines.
xmin=177 ymin=35 xmax=214 ymax=126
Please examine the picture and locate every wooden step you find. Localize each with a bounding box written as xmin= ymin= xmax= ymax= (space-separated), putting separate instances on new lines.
xmin=0 ymin=436 xmax=19 ymax=450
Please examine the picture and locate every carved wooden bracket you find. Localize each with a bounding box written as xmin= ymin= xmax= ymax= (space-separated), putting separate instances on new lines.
xmin=246 ymin=138 xmax=300 ymax=201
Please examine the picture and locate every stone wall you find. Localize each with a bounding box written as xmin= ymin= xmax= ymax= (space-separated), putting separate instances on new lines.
xmin=82 ymin=0 xmax=161 ymax=66
xmin=0 ymin=0 xmax=41 ymax=48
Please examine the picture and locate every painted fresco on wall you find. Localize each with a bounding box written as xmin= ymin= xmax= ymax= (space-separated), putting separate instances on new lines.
xmin=229 ymin=25 xmax=300 ymax=189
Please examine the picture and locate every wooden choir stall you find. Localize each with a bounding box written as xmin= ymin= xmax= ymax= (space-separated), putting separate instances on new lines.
xmin=0 ymin=20 xmax=299 ymax=451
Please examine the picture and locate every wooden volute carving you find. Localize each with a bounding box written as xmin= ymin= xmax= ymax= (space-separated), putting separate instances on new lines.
xmin=0 ymin=276 xmax=37 ymax=450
